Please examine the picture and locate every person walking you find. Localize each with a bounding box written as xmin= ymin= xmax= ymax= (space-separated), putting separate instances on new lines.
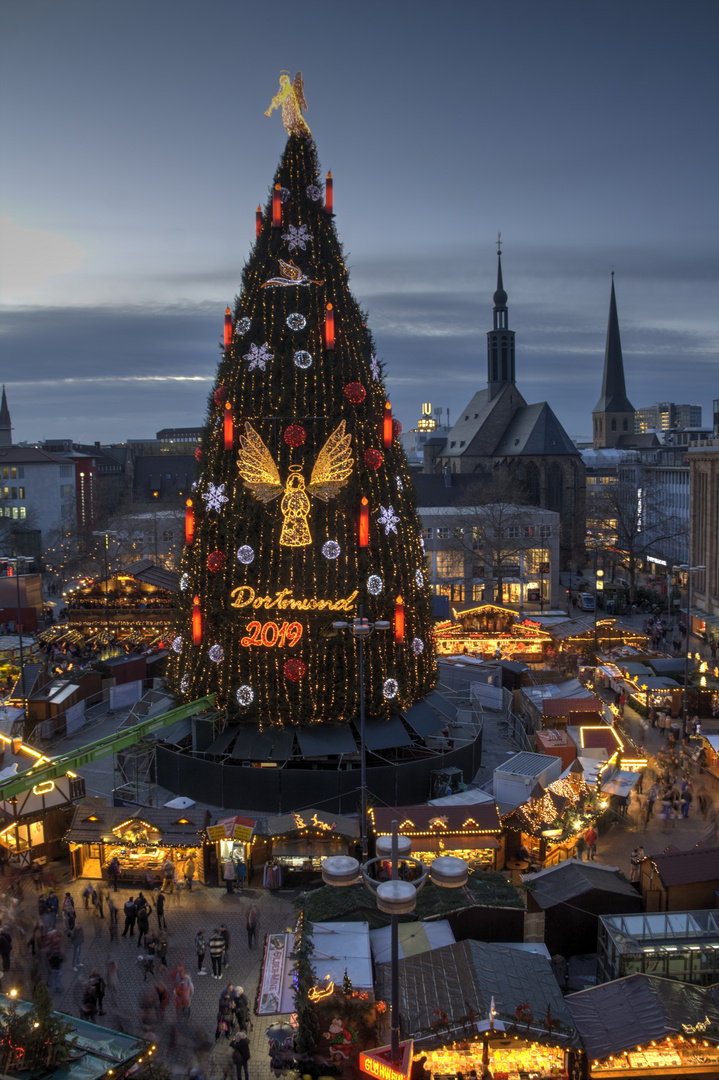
xmin=156 ymin=932 xmax=168 ymax=971
xmin=81 ymin=982 xmax=98 ymax=1023
xmin=162 ymin=858 xmax=175 ymax=894
xmin=574 ymin=834 xmax=585 ymax=861
xmin=108 ymin=896 xmax=118 ymax=942
xmin=0 ymin=927 xmax=12 ymax=973
xmin=208 ymin=928 xmax=226 ymax=979
xmin=89 ymin=968 xmax=106 ymax=1016
xmin=584 ymin=824 xmax=598 ymax=861
xmin=184 ymin=854 xmax=197 ymax=891
xmin=107 ymin=856 xmax=120 ymax=892
xmin=222 ymin=857 xmax=236 ymax=894
xmin=62 ymin=893 xmax=75 ymax=931
xmin=69 ymin=922 xmax=84 ymax=971
xmin=105 ymin=959 xmax=119 ymax=1006
xmin=48 ymin=939 xmax=65 ymax=994
xmin=155 ymin=889 xmax=167 ymax=929
xmin=220 ymin=924 xmax=230 ymax=968
xmin=137 ymin=903 xmax=150 ymax=947
xmin=46 ymin=890 xmax=59 ymax=930
xmin=629 ymin=846 xmax=644 ymax=883
xmin=246 ymin=905 xmax=258 ymax=950
xmin=231 ymin=1030 xmax=251 ymax=1080
xmin=236 ymin=858 xmax=246 ymax=890
xmin=195 ymin=930 xmax=208 ymax=975
xmin=174 ymin=970 xmax=194 ymax=1019
xmin=122 ymin=896 xmax=137 ymax=938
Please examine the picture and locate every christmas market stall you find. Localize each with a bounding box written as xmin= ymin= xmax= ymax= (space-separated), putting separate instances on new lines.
xmin=65 ymin=804 xmax=211 ymax=885
xmin=0 ymin=734 xmax=85 ymax=865
xmin=65 ymin=558 xmax=177 ymax=648
xmin=547 ymin=616 xmax=646 ymax=657
xmin=256 ymin=809 xmax=359 ymax=887
xmin=566 ymin=972 xmax=719 ymax=1078
xmin=370 ymin=803 xmax=503 ymax=870
xmin=434 ymin=604 xmax=551 ymax=663
xmin=207 ymin=814 xmax=256 ymax=886
xmin=375 ymin=939 xmax=580 ymax=1080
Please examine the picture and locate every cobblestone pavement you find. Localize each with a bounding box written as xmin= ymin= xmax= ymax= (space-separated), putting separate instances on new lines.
xmin=1 ymin=874 xmax=299 ymax=1079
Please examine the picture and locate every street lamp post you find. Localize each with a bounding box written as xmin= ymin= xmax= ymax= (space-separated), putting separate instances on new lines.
xmin=5 ymin=558 xmax=27 ymax=724
xmin=674 ymin=564 xmax=705 ymax=735
xmin=322 ymin=822 xmax=468 ymax=1063
xmin=332 ymin=610 xmax=389 ymax=861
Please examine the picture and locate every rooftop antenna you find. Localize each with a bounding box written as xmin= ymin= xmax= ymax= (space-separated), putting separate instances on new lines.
xmin=497 ymin=231 xmax=502 ymax=255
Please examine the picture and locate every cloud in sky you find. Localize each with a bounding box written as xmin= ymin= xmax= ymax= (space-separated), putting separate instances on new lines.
xmin=0 ymin=215 xmax=86 ymax=301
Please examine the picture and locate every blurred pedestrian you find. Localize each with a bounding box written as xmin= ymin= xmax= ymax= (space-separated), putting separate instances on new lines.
xmin=108 ymin=895 xmax=118 ymax=942
xmin=122 ymin=896 xmax=137 ymax=938
xmin=584 ymin=824 xmax=598 ymax=860
xmin=174 ymin=970 xmax=193 ymax=1018
xmin=246 ymin=905 xmax=258 ymax=949
xmin=223 ymin=857 xmax=236 ymax=894
xmin=162 ymin=858 xmax=175 ymax=894
xmin=69 ymin=922 xmax=84 ymax=971
xmin=62 ymin=892 xmax=75 ymax=930
xmin=231 ymin=1030 xmax=251 ymax=1080
xmin=155 ymin=888 xmax=167 ymax=929
xmin=89 ymin=968 xmax=106 ymax=1015
xmin=108 ymin=856 xmax=120 ymax=892
xmin=209 ymin=929 xmax=225 ymax=979
xmin=137 ymin=903 xmax=150 ymax=947
xmin=220 ymin=923 xmax=230 ymax=968
xmin=184 ymin=854 xmax=197 ymax=891
xmin=105 ymin=958 xmax=119 ymax=1005
xmin=196 ymin=930 xmax=207 ymax=975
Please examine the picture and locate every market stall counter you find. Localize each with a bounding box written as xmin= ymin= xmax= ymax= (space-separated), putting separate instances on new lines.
xmin=370 ymin=802 xmax=503 ymax=870
xmin=256 ymin=808 xmax=359 ymax=887
xmin=66 ymin=804 xmax=211 ymax=886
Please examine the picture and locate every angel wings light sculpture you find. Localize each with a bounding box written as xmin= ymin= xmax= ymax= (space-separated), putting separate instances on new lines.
xmin=264 ymin=71 xmax=310 ymax=137
xmin=237 ymin=421 xmax=352 ymax=547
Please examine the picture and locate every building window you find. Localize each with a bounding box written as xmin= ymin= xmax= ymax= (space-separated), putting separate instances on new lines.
xmin=507 ymin=526 xmax=519 ymax=539
xmin=436 ymin=551 xmax=464 ymax=578
xmin=162 ymin=530 xmax=173 ymax=542
xmin=3 ymin=507 xmax=10 ymax=518
xmin=472 ymin=584 xmax=484 ymax=601
xmin=12 ymin=507 xmax=18 ymax=520
xmin=611 ymin=418 xmax=617 ymax=431
xmin=60 ymin=485 xmax=74 ymax=498
xmin=524 ymin=525 xmax=536 ymax=538
xmin=19 ymin=506 xmax=26 ymax=519
xmin=10 ymin=488 xmax=16 ymax=500
xmin=18 ymin=487 xmax=24 ymax=499
xmin=434 ymin=582 xmax=464 ymax=601
xmin=436 ymin=527 xmax=450 ymax=539
xmin=421 ymin=527 xmax=433 ymax=540
xmin=60 ymin=465 xmax=73 ymax=478
xmin=539 ymin=524 xmax=552 ymax=538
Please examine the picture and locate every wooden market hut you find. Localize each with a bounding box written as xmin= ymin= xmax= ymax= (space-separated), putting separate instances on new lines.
xmin=65 ymin=804 xmax=211 ymax=885
xmin=640 ymin=844 xmax=719 ymax=912
xmin=370 ymin=802 xmax=504 ymax=870
xmin=540 ymin=696 xmax=605 ymax=731
xmin=255 ymin=808 xmax=359 ymax=887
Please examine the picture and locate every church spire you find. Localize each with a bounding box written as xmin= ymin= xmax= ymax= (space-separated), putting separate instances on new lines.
xmin=486 ymin=235 xmax=515 ymax=398
xmin=0 ymin=386 xmax=12 ymax=448
xmin=592 ymin=274 xmax=635 ymax=448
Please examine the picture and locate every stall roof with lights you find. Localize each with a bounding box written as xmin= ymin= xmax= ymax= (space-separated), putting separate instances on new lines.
xmin=66 ymin=804 xmax=210 ymax=846
xmin=648 ymin=843 xmax=719 ymax=889
xmin=566 ymin=973 xmax=719 ymax=1060
xmin=262 ymin=808 xmax=359 ymax=839
xmin=370 ymin=802 xmax=502 ymax=837
xmin=522 ymin=860 xmax=640 ymax=909
xmin=375 ymin=939 xmax=578 ymax=1046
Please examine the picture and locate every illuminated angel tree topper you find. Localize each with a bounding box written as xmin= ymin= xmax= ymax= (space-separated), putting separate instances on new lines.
xmin=169 ymin=75 xmax=436 ymax=724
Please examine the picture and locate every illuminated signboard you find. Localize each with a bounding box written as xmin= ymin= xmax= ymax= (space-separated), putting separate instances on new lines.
xmin=360 ymin=1041 xmax=414 ymax=1080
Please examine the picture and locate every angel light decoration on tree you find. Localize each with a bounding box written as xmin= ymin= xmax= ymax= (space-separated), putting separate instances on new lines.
xmin=170 ymin=73 xmax=436 ymax=724
xmin=265 ymin=71 xmax=310 ymax=136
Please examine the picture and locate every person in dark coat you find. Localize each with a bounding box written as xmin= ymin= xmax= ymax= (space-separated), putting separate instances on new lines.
xmin=137 ymin=904 xmax=150 ymax=947
xmin=122 ymin=896 xmax=137 ymax=937
xmin=220 ymin=923 xmax=230 ymax=968
xmin=155 ymin=889 xmax=167 ymax=929
xmin=231 ymin=1030 xmax=251 ymax=1080
xmin=89 ymin=968 xmax=106 ymax=1015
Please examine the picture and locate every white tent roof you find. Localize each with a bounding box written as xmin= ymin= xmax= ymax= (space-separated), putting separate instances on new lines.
xmin=370 ymin=919 xmax=455 ymax=964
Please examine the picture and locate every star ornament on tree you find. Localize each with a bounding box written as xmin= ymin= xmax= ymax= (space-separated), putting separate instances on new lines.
xmin=202 ymin=482 xmax=229 ymax=514
xmin=377 ymin=505 xmax=400 ymax=535
xmin=243 ymin=342 xmax=273 ymax=372
xmin=282 ymin=224 xmax=313 ymax=251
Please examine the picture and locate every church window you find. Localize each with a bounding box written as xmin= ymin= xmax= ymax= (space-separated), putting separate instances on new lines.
xmin=611 ymin=418 xmax=617 ymax=431
xmin=525 ymin=462 xmax=540 ymax=504
xmin=491 ymin=344 xmax=498 ymax=380
xmin=547 ymin=463 xmax=563 ymax=514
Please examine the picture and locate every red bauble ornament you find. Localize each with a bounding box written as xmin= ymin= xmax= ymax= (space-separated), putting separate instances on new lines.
xmin=194 ymin=447 xmax=202 ymax=461
xmin=344 ymin=382 xmax=367 ymax=404
xmin=214 ymin=386 xmax=227 ymax=406
xmin=207 ymin=550 xmax=226 ymax=573
xmin=284 ymin=658 xmax=307 ymax=682
xmin=284 ymin=424 xmax=306 ymax=448
xmin=364 ymin=448 xmax=384 ymax=470
xmin=393 ymin=419 xmax=403 ymax=438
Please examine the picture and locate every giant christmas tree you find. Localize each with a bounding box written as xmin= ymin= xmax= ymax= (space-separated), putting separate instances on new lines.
xmin=169 ymin=73 xmax=436 ymax=728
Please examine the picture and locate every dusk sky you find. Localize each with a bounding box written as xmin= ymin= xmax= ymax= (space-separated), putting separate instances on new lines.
xmin=2 ymin=0 xmax=717 ymax=446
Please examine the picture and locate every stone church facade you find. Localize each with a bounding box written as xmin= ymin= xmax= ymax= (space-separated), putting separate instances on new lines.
xmin=422 ymin=251 xmax=585 ymax=569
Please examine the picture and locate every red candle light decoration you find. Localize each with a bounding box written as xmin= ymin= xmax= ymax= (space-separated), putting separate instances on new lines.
xmin=185 ymin=499 xmax=195 ymax=546
xmin=273 ymin=183 xmax=282 ymax=227
xmin=359 ymin=496 xmax=369 ymax=548
xmin=325 ymin=170 xmax=333 ymax=214
xmin=256 ymin=205 xmax=262 ymax=237
xmin=325 ymin=303 xmax=335 ymax=350
xmin=224 ymin=401 xmax=234 ymax=450
xmin=395 ymin=595 xmax=405 ymax=643
xmin=224 ymin=306 xmax=232 ymax=351
xmin=383 ymin=401 xmax=393 ymax=448
xmin=192 ymin=595 xmax=202 ymax=644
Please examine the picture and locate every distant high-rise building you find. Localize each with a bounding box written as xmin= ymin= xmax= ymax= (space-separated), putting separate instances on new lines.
xmin=635 ymin=402 xmax=702 ymax=432
xmin=592 ymin=275 xmax=635 ymax=449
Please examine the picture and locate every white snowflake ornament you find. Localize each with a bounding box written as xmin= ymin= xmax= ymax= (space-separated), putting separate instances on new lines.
xmin=377 ymin=505 xmax=400 ymax=535
xmin=322 ymin=541 xmax=341 ymax=560
xmin=236 ymin=317 xmax=251 ymax=334
xmin=172 ymin=636 xmax=183 ymax=654
xmin=306 ymin=184 xmax=322 ymax=201
xmin=370 ymin=353 xmax=380 ymax=381
xmin=282 ymin=224 xmax=313 ymax=251
xmin=243 ymin=342 xmax=273 ymax=372
xmin=367 ymin=575 xmax=383 ymax=596
xmin=202 ymin=483 xmax=228 ymax=514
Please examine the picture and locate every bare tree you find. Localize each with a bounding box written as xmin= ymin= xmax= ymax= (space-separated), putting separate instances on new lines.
xmin=438 ymin=474 xmax=546 ymax=604
xmin=591 ymin=466 xmax=685 ymax=597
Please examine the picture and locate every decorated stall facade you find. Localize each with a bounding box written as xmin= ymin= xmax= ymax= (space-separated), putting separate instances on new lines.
xmin=434 ymin=605 xmax=551 ymax=663
xmin=207 ymin=814 xmax=256 ymax=885
xmin=257 ymin=808 xmax=359 ymax=886
xmin=370 ymin=803 xmax=503 ymax=870
xmin=65 ymin=804 xmax=211 ymax=884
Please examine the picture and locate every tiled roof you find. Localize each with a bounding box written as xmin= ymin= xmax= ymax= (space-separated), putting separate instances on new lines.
xmin=651 ymin=844 xmax=719 ymax=888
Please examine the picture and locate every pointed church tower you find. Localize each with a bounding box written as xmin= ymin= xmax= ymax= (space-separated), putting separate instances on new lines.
xmin=486 ymin=238 xmax=516 ymax=399
xmin=0 ymin=386 xmax=12 ymax=447
xmin=592 ymin=274 xmax=634 ymax=448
